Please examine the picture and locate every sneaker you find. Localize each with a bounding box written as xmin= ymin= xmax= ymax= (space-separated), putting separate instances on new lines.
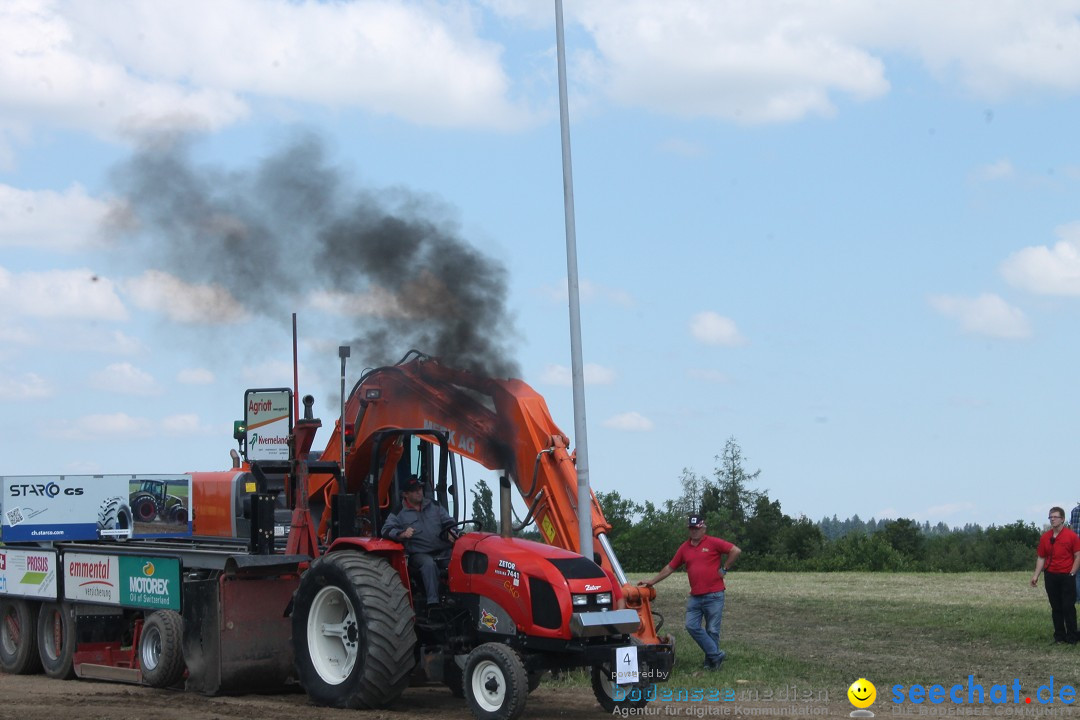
xmin=704 ymin=652 xmax=726 ymax=670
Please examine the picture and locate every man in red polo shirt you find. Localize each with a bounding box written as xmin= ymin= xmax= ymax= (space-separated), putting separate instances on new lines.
xmin=1030 ymin=506 xmax=1080 ymax=644
xmin=639 ymin=514 xmax=741 ymax=670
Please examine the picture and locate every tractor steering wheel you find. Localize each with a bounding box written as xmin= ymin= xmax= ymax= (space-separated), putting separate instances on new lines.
xmin=444 ymin=519 xmax=479 ymax=542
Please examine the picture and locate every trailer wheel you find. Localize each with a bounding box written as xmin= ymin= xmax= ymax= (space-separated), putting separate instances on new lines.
xmin=140 ymin=610 xmax=185 ymax=688
xmin=292 ymin=551 xmax=416 ymax=709
xmin=37 ymin=602 xmax=76 ymax=680
xmin=0 ymin=598 xmax=42 ymax=674
xmin=464 ymin=643 xmax=529 ymax=720
xmin=590 ymin=663 xmax=653 ymax=712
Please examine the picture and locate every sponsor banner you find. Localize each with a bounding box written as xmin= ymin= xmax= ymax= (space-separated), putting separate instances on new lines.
xmin=64 ymin=552 xmax=120 ymax=604
xmin=0 ymin=475 xmax=192 ymax=542
xmin=0 ymin=548 xmax=58 ymax=599
xmin=120 ymin=556 xmax=180 ymax=610
xmin=62 ymin=553 xmax=180 ymax=610
xmin=244 ymin=388 xmax=292 ymax=461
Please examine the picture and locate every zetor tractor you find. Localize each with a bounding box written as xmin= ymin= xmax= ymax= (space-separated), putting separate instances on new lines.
xmin=129 ymin=479 xmax=188 ymax=524
xmin=275 ymin=353 xmax=675 ymax=720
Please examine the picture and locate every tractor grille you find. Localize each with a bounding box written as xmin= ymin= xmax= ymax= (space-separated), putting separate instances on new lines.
xmin=529 ymin=577 xmax=562 ymax=630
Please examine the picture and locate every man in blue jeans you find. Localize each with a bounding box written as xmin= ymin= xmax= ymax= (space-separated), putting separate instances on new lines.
xmin=639 ymin=514 xmax=741 ymax=670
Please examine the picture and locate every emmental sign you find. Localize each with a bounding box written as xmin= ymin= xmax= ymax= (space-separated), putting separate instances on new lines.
xmin=64 ymin=553 xmax=180 ymax=610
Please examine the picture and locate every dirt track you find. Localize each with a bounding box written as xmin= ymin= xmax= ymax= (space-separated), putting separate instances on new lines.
xmin=0 ymin=674 xmax=613 ymax=720
xmin=0 ymin=672 xmax=857 ymax=720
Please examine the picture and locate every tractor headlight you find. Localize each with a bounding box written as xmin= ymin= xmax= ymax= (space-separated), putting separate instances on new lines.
xmin=571 ymin=594 xmax=589 ymax=606
xmin=595 ymin=592 xmax=612 ymax=606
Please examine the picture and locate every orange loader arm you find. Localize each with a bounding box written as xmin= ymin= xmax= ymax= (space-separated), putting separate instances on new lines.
xmin=314 ymin=352 xmax=668 ymax=647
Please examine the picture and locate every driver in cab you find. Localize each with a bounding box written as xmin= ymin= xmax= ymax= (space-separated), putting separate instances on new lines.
xmin=382 ymin=474 xmax=457 ymax=607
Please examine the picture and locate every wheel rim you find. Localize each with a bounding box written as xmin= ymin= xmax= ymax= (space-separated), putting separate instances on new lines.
xmin=471 ymin=659 xmax=506 ymax=712
xmin=137 ymin=502 xmax=155 ymax=521
xmin=141 ymin=624 xmax=161 ymax=671
xmin=597 ymin=666 xmax=615 ymax=699
xmin=307 ymin=585 xmax=359 ymax=685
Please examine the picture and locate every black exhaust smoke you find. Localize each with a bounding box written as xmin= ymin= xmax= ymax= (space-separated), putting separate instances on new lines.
xmin=107 ymin=133 xmax=520 ymax=379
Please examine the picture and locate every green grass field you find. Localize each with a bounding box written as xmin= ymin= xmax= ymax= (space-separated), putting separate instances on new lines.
xmin=556 ymin=572 xmax=1080 ymax=701
xmin=645 ymin=571 xmax=1080 ymax=695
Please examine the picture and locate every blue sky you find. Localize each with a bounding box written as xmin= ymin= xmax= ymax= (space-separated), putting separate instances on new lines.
xmin=2 ymin=0 xmax=1080 ymax=529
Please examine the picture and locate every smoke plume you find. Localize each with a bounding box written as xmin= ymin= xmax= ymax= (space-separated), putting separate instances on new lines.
xmin=108 ymin=133 xmax=520 ymax=378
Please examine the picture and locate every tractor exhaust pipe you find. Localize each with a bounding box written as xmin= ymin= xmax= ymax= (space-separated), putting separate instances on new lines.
xmin=500 ymin=474 xmax=512 ymax=539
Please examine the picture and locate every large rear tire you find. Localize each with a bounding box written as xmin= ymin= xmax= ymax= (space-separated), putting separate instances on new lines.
xmin=0 ymin=598 xmax=42 ymax=674
xmin=37 ymin=601 xmax=76 ymax=680
xmin=140 ymin=610 xmax=185 ymax=688
xmin=464 ymin=643 xmax=528 ymax=720
xmin=292 ymin=551 xmax=416 ymax=709
xmin=132 ymin=494 xmax=158 ymax=522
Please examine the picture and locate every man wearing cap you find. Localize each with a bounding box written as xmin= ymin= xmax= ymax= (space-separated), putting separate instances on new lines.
xmin=382 ymin=475 xmax=457 ymax=607
xmin=638 ymin=513 xmax=741 ymax=670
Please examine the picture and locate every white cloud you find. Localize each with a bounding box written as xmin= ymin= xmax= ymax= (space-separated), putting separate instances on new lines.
xmin=1000 ymin=223 xmax=1080 ymax=296
xmin=161 ymin=413 xmax=212 ymax=436
xmin=690 ymin=311 xmax=746 ymax=346
xmin=123 ymin=270 xmax=248 ymax=324
xmin=688 ymin=368 xmax=730 ymax=383
xmin=541 ymin=278 xmax=634 ymax=307
xmin=178 ymin=368 xmax=215 ymax=385
xmin=56 ymin=412 xmax=153 ymax=440
xmin=540 ymin=363 xmax=616 ymax=386
xmin=0 ymin=265 xmax=127 ymax=321
xmin=309 ymin=288 xmax=404 ymax=318
xmin=657 ymin=138 xmax=708 ymax=158
xmin=928 ymin=293 xmax=1030 ymax=339
xmin=971 ymin=159 xmax=1014 ymax=181
xmin=0 ymin=373 xmax=53 ymax=400
xmin=90 ymin=362 xmax=161 ymax=396
xmin=0 ymin=183 xmax=111 ymax=250
xmin=0 ymin=0 xmax=532 ymax=142
xmin=924 ymin=502 xmax=976 ymax=517
xmin=573 ymin=1 xmax=889 ymax=124
xmin=0 ymin=323 xmax=37 ymax=346
xmin=549 ymin=2 xmax=1080 ymax=123
xmin=603 ymin=411 xmax=654 ymax=432
xmin=0 ymin=1 xmax=247 ymax=140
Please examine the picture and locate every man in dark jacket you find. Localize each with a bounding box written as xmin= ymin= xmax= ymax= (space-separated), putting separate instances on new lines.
xmin=382 ymin=475 xmax=456 ymax=606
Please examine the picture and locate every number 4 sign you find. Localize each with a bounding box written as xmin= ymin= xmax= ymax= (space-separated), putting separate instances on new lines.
xmin=615 ymin=645 xmax=639 ymax=684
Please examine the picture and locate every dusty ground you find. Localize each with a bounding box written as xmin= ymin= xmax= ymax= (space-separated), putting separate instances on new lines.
xmin=0 ymin=673 xmax=856 ymax=720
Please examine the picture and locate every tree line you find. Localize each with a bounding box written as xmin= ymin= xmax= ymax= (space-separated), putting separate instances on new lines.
xmin=471 ymin=437 xmax=1042 ymax=572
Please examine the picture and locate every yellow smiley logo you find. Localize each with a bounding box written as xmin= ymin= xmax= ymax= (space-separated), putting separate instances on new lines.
xmin=847 ymin=678 xmax=876 ymax=709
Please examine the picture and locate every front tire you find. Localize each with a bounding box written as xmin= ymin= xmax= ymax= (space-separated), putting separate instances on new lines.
xmin=292 ymin=551 xmax=416 ymax=709
xmin=140 ymin=610 xmax=185 ymax=688
xmin=591 ymin=664 xmax=652 ymax=712
xmin=37 ymin=602 xmax=76 ymax=680
xmin=464 ymin=643 xmax=528 ymax=720
xmin=0 ymin=598 xmax=42 ymax=674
